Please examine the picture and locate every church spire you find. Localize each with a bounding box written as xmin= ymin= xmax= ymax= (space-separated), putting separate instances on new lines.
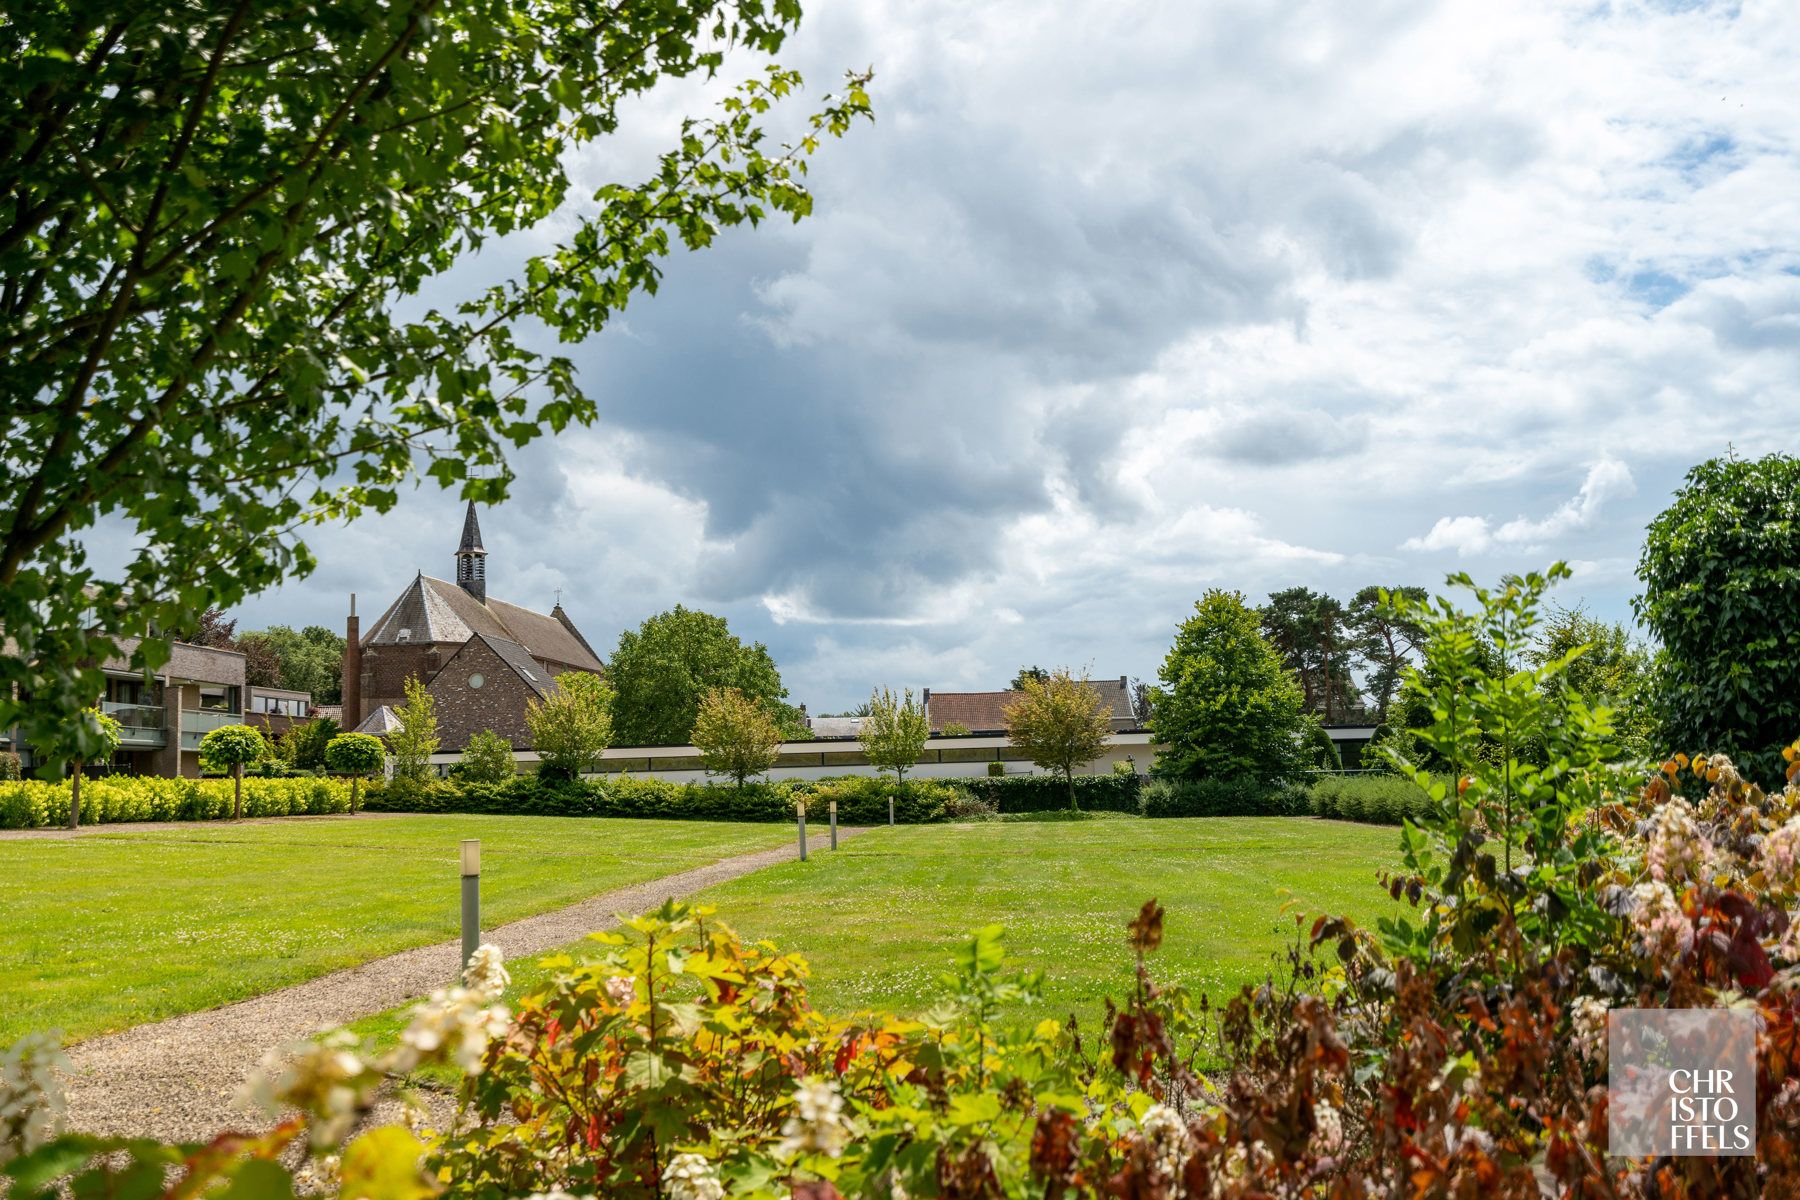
xmin=455 ymin=500 xmax=488 ymax=602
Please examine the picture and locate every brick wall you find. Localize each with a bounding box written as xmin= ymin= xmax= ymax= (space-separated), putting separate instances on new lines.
xmin=428 ymin=639 xmax=541 ymax=750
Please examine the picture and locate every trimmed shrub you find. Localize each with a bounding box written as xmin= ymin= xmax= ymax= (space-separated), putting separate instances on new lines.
xmin=957 ymin=773 xmax=1143 ymax=814
xmin=0 ymin=776 xmax=352 ymax=829
xmin=1139 ymin=777 xmax=1308 ymax=817
xmin=0 ymin=750 xmax=20 ymax=781
xmin=367 ymin=774 xmax=958 ymax=823
xmin=985 ymin=761 xmax=1005 ymax=777
xmin=1306 ymin=773 xmax=1435 ymax=825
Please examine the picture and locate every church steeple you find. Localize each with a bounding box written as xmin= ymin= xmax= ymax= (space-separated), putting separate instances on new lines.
xmin=455 ymin=500 xmax=488 ymax=602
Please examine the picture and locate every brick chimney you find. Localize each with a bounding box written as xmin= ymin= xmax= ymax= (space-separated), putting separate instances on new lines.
xmin=342 ymin=594 xmax=361 ymax=730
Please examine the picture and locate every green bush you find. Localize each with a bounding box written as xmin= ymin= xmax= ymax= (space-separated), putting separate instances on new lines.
xmin=958 ymin=773 xmax=1143 ymax=814
xmin=985 ymin=761 xmax=1005 ymax=777
xmin=366 ymin=774 xmax=960 ymax=823
xmin=1305 ymin=773 xmax=1435 ymax=825
xmin=1139 ymin=777 xmax=1307 ymax=817
xmin=0 ymin=750 xmax=20 ymax=781
xmin=0 ymin=775 xmax=352 ymax=829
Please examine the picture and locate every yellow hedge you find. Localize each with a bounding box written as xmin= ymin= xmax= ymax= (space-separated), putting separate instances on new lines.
xmin=0 ymin=775 xmax=354 ymax=829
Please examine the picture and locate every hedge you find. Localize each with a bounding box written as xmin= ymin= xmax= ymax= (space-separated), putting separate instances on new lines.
xmin=1306 ymin=774 xmax=1436 ymax=825
xmin=1139 ymin=778 xmax=1308 ymax=818
xmin=0 ymin=775 xmax=353 ymax=829
xmin=366 ymin=775 xmax=962 ymax=823
xmin=955 ymin=773 xmax=1144 ymax=814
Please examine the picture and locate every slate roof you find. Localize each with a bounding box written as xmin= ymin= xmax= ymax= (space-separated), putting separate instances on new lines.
xmin=457 ymin=500 xmax=486 ymax=554
xmin=924 ymin=677 xmax=1136 ymax=733
xmin=354 ymin=705 xmax=402 ymax=736
xmin=470 ymin=633 xmax=556 ymax=698
xmin=362 ymin=574 xmax=603 ymax=673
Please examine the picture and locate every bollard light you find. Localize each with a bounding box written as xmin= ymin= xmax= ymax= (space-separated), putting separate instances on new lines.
xmin=797 ymin=801 xmax=808 ymax=862
xmin=460 ymin=839 xmax=481 ymax=980
xmin=888 ymin=795 xmax=895 ymax=826
xmin=829 ymin=799 xmax=838 ymax=851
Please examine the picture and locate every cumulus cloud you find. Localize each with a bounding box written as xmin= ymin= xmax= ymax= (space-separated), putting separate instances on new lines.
xmin=1403 ymin=458 xmax=1638 ymax=557
xmin=235 ymin=0 xmax=1800 ymax=709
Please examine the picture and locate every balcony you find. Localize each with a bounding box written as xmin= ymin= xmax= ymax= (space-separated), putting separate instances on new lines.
xmin=180 ymin=707 xmax=242 ymax=751
xmin=102 ymin=701 xmax=167 ymax=748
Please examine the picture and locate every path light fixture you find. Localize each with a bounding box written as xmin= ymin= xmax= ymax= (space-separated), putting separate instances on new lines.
xmin=460 ymin=839 xmax=481 ymax=979
xmin=797 ymin=801 xmax=807 ymax=861
xmin=830 ymin=799 xmax=838 ymax=850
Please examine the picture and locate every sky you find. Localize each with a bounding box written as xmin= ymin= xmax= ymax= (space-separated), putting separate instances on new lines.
xmin=236 ymin=0 xmax=1800 ymax=712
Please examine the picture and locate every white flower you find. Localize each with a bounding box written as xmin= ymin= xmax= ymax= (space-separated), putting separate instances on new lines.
xmin=605 ymin=975 xmax=637 ymax=1008
xmin=394 ymin=984 xmax=511 ymax=1075
xmin=462 ymin=944 xmax=510 ymax=1003
xmin=0 ymin=1033 xmax=70 ymax=1159
xmin=666 ymin=1152 xmax=725 ymax=1200
xmin=1139 ymin=1103 xmax=1192 ymax=1179
xmin=521 ymin=1190 xmax=594 ymax=1200
xmin=1312 ymin=1101 xmax=1344 ymax=1154
xmin=1630 ymin=880 xmax=1694 ymax=958
xmin=778 ymin=1078 xmax=849 ymax=1158
xmin=1570 ymin=996 xmax=1609 ymax=1065
xmin=1646 ymin=800 xmax=1710 ymax=883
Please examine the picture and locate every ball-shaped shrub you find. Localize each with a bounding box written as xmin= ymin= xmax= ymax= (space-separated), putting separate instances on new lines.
xmin=199 ymin=723 xmax=265 ymax=773
xmin=199 ymin=723 xmax=267 ymax=820
xmin=325 ymin=732 xmax=387 ymax=814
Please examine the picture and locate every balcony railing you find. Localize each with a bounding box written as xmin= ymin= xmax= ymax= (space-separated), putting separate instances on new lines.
xmin=101 ymin=701 xmax=167 ymax=748
xmin=180 ymin=707 xmax=242 ymax=750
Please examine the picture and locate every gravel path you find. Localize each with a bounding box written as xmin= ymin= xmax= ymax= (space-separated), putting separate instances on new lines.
xmin=62 ymin=826 xmax=871 ymax=1141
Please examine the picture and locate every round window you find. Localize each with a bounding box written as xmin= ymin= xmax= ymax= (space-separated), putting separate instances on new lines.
xmin=468 ymin=673 xmax=485 ymax=689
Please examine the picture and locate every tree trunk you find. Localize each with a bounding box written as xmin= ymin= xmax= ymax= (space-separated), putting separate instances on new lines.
xmin=233 ymin=762 xmax=243 ymax=820
xmin=68 ymin=762 xmax=81 ymax=830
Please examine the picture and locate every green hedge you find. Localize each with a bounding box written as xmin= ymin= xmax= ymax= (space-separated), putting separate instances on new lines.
xmin=1306 ymin=774 xmax=1435 ymax=825
xmin=0 ymin=776 xmax=352 ymax=829
xmin=1139 ymin=778 xmax=1308 ymax=818
xmin=955 ymin=773 xmax=1144 ymax=814
xmin=367 ymin=775 xmax=960 ymax=823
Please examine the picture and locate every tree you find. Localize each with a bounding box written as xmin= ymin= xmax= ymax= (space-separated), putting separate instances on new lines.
xmin=527 ymin=672 xmax=615 ymax=782
xmin=1533 ymin=605 xmax=1655 ymax=762
xmin=1260 ymin=587 xmax=1362 ymax=723
xmin=860 ymin=687 xmax=930 ymax=799
xmin=609 ymin=606 xmax=802 ymax=745
xmin=1004 ymin=669 xmax=1113 ymax=810
xmin=282 ymin=716 xmax=340 ymax=773
xmin=0 ymin=9 xmax=873 ymax=777
xmin=1129 ymin=678 xmax=1158 ymax=726
xmin=1637 ymin=453 xmax=1800 ymax=785
xmin=66 ymin=708 xmax=122 ymax=830
xmin=239 ymin=625 xmax=345 ymax=704
xmin=324 ymin=733 xmax=385 ymax=815
xmin=459 ymin=729 xmax=519 ymax=785
xmin=189 ymin=608 xmax=238 ymax=649
xmin=692 ymin=687 xmax=782 ymax=790
xmin=199 ymin=723 xmax=266 ymax=821
xmin=239 ymin=638 xmax=284 ymax=691
xmin=1009 ymin=666 xmax=1050 ymax=691
xmin=387 ymin=677 xmax=440 ymax=794
xmin=1345 ymin=586 xmax=1429 ymax=722
xmin=1152 ymin=590 xmax=1309 ymax=785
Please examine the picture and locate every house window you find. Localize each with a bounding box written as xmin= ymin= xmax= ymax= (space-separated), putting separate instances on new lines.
xmin=198 ymin=685 xmax=240 ymax=713
xmin=468 ymin=673 xmax=485 ymax=689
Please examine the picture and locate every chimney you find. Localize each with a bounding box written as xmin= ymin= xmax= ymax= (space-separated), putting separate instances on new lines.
xmin=343 ymin=593 xmax=361 ymax=730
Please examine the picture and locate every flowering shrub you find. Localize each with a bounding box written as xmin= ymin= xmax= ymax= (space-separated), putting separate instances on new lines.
xmin=0 ymin=775 xmax=352 ymax=829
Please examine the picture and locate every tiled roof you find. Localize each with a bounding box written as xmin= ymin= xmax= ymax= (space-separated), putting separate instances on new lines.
xmin=924 ymin=677 xmax=1136 ymax=732
xmin=363 ymin=575 xmax=603 ymax=673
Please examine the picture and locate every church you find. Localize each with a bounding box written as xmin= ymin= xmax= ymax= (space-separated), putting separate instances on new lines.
xmin=340 ymin=503 xmax=605 ymax=751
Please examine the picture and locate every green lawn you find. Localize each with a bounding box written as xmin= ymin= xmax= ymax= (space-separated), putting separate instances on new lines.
xmin=0 ymin=815 xmax=789 ymax=1046
xmin=352 ymin=816 xmax=1401 ymax=1057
